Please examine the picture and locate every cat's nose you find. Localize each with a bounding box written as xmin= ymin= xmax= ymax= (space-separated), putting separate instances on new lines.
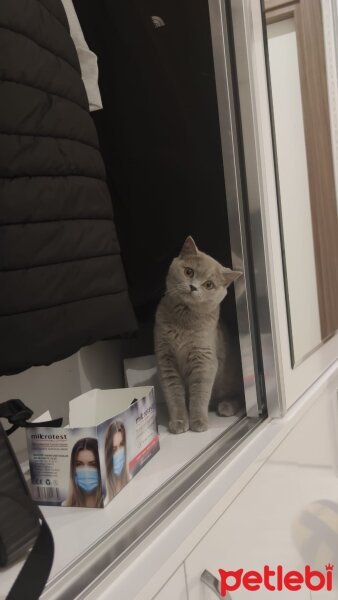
xmin=190 ymin=284 xmax=197 ymax=292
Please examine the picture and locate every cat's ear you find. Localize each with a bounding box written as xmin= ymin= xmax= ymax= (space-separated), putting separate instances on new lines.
xmin=180 ymin=236 xmax=198 ymax=257
xmin=223 ymin=268 xmax=242 ymax=286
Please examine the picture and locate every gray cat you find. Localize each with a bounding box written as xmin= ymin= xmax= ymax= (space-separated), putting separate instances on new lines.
xmin=155 ymin=236 xmax=244 ymax=434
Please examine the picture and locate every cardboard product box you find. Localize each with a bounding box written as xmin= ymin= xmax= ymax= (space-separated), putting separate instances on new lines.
xmin=26 ymin=387 xmax=159 ymax=508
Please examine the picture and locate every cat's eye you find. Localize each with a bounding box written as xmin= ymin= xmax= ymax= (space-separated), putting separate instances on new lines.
xmin=203 ymin=280 xmax=214 ymax=290
xmin=184 ymin=267 xmax=194 ymax=278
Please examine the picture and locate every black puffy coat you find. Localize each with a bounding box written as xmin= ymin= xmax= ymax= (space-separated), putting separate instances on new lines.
xmin=0 ymin=0 xmax=137 ymax=375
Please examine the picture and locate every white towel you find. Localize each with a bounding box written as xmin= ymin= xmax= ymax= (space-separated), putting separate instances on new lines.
xmin=61 ymin=0 xmax=103 ymax=111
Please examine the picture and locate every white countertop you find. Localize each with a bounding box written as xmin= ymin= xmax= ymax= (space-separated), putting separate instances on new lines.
xmin=0 ymin=411 xmax=238 ymax=599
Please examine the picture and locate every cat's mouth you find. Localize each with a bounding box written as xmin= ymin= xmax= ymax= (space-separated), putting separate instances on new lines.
xmin=185 ymin=290 xmax=200 ymax=302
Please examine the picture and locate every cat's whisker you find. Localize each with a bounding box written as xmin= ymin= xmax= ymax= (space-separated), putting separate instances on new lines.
xmin=166 ymin=283 xmax=188 ymax=293
xmin=164 ymin=284 xmax=188 ymax=298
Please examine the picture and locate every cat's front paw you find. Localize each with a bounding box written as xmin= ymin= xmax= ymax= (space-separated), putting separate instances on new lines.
xmin=217 ymin=399 xmax=242 ymax=417
xmin=190 ymin=418 xmax=208 ymax=432
xmin=169 ymin=419 xmax=189 ymax=434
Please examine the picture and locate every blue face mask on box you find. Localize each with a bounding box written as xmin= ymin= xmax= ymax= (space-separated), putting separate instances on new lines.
xmin=112 ymin=448 xmax=125 ymax=477
xmin=75 ymin=467 xmax=99 ymax=493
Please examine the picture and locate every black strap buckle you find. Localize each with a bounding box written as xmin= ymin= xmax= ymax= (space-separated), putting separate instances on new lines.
xmin=0 ymin=399 xmax=62 ymax=436
xmin=2 ymin=399 xmax=34 ymax=425
xmin=0 ymin=399 xmax=34 ymax=434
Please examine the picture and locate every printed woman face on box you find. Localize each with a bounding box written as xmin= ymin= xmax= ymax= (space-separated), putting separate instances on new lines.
xmin=65 ymin=437 xmax=104 ymax=508
xmin=73 ymin=439 xmax=101 ymax=495
xmin=76 ymin=449 xmax=98 ymax=469
xmin=111 ymin=428 xmax=126 ymax=477
xmin=105 ymin=421 xmax=129 ymax=498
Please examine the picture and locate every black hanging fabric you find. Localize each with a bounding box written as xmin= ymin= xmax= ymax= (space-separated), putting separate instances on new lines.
xmin=0 ymin=0 xmax=137 ymax=375
xmin=0 ymin=400 xmax=56 ymax=600
xmin=73 ymin=0 xmax=233 ymax=320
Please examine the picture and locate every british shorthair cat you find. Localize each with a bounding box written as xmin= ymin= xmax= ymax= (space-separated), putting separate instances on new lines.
xmin=155 ymin=236 xmax=244 ymax=433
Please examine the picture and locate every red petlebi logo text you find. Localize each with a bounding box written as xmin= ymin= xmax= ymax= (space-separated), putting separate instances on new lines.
xmin=218 ymin=564 xmax=334 ymax=596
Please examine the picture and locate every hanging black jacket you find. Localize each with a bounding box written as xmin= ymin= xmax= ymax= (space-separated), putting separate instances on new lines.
xmin=0 ymin=0 xmax=137 ymax=375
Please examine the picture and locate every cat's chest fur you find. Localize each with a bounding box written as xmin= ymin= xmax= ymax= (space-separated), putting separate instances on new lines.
xmin=155 ymin=299 xmax=220 ymax=372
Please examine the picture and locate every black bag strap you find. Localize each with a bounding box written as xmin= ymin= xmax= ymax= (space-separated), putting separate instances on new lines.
xmin=0 ymin=400 xmax=62 ymax=600
xmin=6 ymin=518 xmax=54 ymax=600
xmin=1 ymin=488 xmax=54 ymax=600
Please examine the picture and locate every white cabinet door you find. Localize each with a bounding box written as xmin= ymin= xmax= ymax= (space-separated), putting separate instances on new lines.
xmin=152 ymin=566 xmax=187 ymax=600
xmin=185 ymin=373 xmax=338 ymax=599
